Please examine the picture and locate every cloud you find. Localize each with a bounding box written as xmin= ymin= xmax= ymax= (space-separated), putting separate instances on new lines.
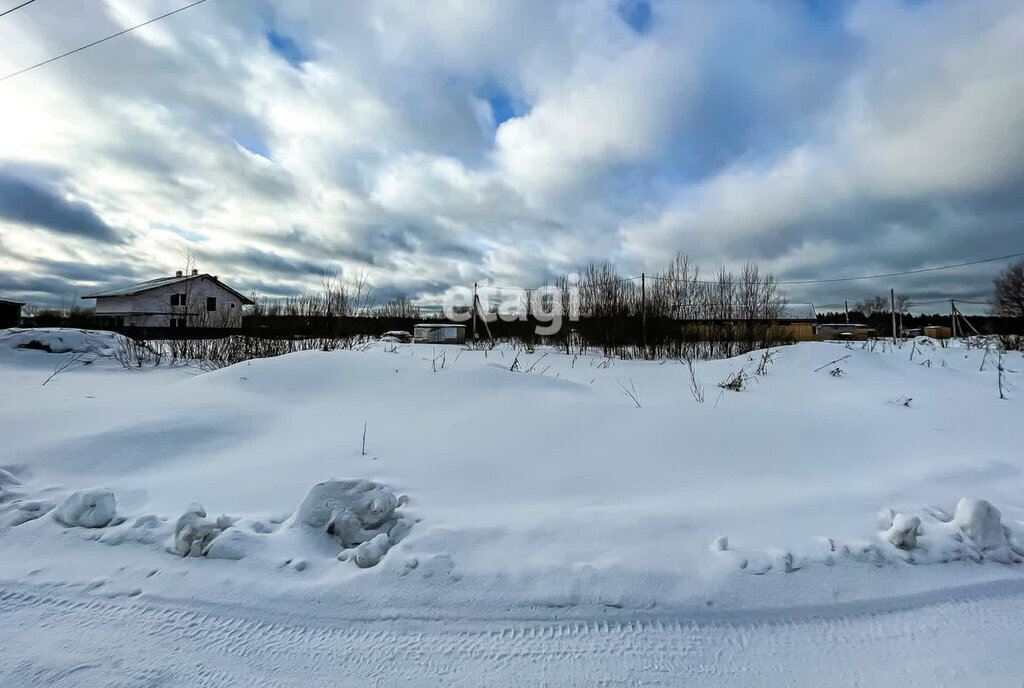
xmin=0 ymin=170 xmax=123 ymax=243
xmin=0 ymin=0 xmax=1021 ymax=312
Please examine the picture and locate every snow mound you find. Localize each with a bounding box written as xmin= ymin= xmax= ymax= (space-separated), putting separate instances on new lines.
xmin=54 ymin=488 xmax=117 ymax=528
xmin=0 ymin=467 xmax=19 ymax=487
xmin=953 ymin=498 xmax=1007 ymax=550
xmin=884 ymin=513 xmax=922 ymax=551
xmin=721 ymin=497 xmax=1024 ymax=575
xmin=288 ymin=479 xmax=411 ymax=566
xmin=172 ymin=504 xmax=240 ymax=558
xmin=3 ymin=499 xmax=57 ymax=527
xmin=0 ymin=328 xmax=118 ymax=355
xmin=874 ymin=497 xmax=1022 ymax=565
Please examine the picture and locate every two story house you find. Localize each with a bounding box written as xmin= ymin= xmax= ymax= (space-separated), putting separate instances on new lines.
xmin=82 ymin=270 xmax=253 ymax=328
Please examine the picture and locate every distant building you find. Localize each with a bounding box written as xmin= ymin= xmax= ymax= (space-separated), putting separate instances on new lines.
xmin=923 ymin=325 xmax=952 ymax=340
xmin=816 ymin=323 xmax=875 ymax=340
xmin=0 ymin=298 xmax=24 ymax=328
xmin=413 ymin=323 xmax=466 ymax=344
xmin=776 ymin=303 xmax=817 ymax=342
xmin=82 ymin=271 xmax=254 ymax=328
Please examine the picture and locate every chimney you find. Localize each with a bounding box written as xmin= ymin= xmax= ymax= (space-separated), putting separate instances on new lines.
xmin=175 ymin=270 xmax=183 ymax=277
xmin=191 ymin=269 xmax=198 ymax=276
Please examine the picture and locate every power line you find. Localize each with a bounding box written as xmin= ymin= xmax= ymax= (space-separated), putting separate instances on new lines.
xmin=483 ymin=276 xmax=641 ymax=291
xmin=478 ymin=250 xmax=1022 ymax=293
xmin=645 ymin=250 xmax=1024 ymax=286
xmin=815 ymin=297 xmax=991 ymax=311
xmin=0 ymin=0 xmax=212 ymax=82
xmin=0 ymin=0 xmax=38 ymax=19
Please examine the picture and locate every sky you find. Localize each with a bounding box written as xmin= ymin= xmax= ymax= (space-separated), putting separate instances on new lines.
xmin=0 ymin=0 xmax=1022 ymax=314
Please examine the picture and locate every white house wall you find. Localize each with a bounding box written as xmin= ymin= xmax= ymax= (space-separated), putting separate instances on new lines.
xmin=93 ymin=277 xmax=245 ymax=327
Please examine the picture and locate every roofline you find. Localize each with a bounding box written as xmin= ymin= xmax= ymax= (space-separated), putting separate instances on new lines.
xmin=82 ymin=274 xmax=254 ymax=305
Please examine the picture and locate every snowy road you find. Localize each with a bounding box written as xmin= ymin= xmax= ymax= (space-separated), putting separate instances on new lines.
xmin=3 ymin=580 xmax=1023 ymax=687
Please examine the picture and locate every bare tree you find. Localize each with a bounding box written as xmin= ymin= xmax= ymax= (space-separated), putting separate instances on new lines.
xmin=320 ymin=265 xmax=348 ymax=318
xmin=992 ymin=260 xmax=1024 ymax=317
xmin=376 ymin=296 xmax=419 ymax=318
xmin=855 ymin=295 xmax=889 ymax=317
xmin=347 ymin=269 xmax=376 ymax=315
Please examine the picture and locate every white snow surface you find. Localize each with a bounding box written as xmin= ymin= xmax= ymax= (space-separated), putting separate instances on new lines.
xmin=0 ymin=327 xmax=132 ymax=355
xmin=53 ymin=488 xmax=118 ymax=528
xmin=2 ymin=332 xmax=1024 ymax=685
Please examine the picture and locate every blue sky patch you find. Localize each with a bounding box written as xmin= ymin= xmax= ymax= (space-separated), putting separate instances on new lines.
xmin=617 ymin=0 xmax=652 ymax=34
xmin=230 ymin=120 xmax=272 ymax=160
xmin=151 ymin=223 xmax=207 ymax=243
xmin=266 ymin=30 xmax=309 ymax=69
xmin=477 ymin=83 xmax=528 ymax=128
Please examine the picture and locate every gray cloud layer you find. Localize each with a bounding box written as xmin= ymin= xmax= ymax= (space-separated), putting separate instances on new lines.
xmin=0 ymin=171 xmax=122 ymax=244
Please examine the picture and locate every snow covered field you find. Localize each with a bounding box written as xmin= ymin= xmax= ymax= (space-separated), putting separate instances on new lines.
xmin=2 ymin=328 xmax=1024 ymax=686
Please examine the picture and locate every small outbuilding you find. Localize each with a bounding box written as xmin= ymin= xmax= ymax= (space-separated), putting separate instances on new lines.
xmin=923 ymin=325 xmax=952 ymax=340
xmin=816 ymin=323 xmax=875 ymax=341
xmin=0 ymin=298 xmax=24 ymax=328
xmin=381 ymin=330 xmax=413 ymax=343
xmin=412 ymin=323 xmax=466 ymax=344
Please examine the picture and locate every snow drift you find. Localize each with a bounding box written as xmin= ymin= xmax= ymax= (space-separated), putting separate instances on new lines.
xmin=0 ymin=328 xmax=122 ymax=355
xmin=54 ymin=488 xmax=118 ymax=528
xmin=12 ymin=478 xmax=414 ymax=570
xmin=172 ymin=504 xmax=239 ymax=558
xmin=2 ymin=336 xmax=1023 ymax=616
xmin=876 ymin=497 xmax=1023 ymax=565
xmin=289 ymin=479 xmax=412 ymax=567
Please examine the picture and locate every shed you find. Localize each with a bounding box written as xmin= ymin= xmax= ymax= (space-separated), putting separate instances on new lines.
xmin=816 ymin=323 xmax=875 ymax=341
xmin=0 ymin=298 xmax=24 ymax=328
xmin=923 ymin=325 xmax=951 ymax=340
xmin=412 ymin=323 xmax=466 ymax=344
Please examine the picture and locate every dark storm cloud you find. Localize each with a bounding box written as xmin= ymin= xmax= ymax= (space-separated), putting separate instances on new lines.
xmin=373 ymin=279 xmax=454 ymax=305
xmin=0 ymin=274 xmax=82 ymax=301
xmin=218 ymin=248 xmax=325 ymax=278
xmin=282 ymin=221 xmax=485 ymax=271
xmin=31 ymin=258 xmax=142 ymax=286
xmin=0 ymin=171 xmax=123 ymax=243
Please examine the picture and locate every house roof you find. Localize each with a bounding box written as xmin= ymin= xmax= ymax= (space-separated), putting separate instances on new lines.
xmin=81 ymin=274 xmax=255 ymax=305
xmin=0 ymin=298 xmax=25 ymax=306
xmin=414 ymin=323 xmax=466 ymax=329
xmin=780 ymin=303 xmax=816 ymax=321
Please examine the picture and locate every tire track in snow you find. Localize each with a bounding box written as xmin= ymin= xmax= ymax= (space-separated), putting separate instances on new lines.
xmin=1 ymin=583 xmax=1023 ymax=687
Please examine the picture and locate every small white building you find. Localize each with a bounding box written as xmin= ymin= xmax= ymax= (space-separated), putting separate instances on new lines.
xmin=413 ymin=323 xmax=466 ymax=344
xmin=82 ymin=270 xmax=254 ymax=328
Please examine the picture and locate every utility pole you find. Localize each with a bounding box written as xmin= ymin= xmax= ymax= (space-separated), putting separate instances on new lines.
xmin=472 ymin=282 xmax=478 ymax=340
xmin=641 ymin=273 xmax=647 ymax=349
xmin=950 ymin=299 xmax=957 ymax=340
xmin=890 ymin=288 xmax=897 ymax=344
xmin=844 ymin=300 xmax=849 ymax=324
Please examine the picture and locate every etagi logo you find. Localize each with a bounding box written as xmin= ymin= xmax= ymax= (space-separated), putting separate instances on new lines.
xmin=442 ymin=274 xmax=581 ymax=336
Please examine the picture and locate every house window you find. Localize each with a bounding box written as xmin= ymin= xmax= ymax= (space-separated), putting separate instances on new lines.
xmin=206 ymin=297 xmax=217 ymax=311
xmin=170 ymin=317 xmax=185 ymax=328
xmin=170 ymin=293 xmax=186 ymax=306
